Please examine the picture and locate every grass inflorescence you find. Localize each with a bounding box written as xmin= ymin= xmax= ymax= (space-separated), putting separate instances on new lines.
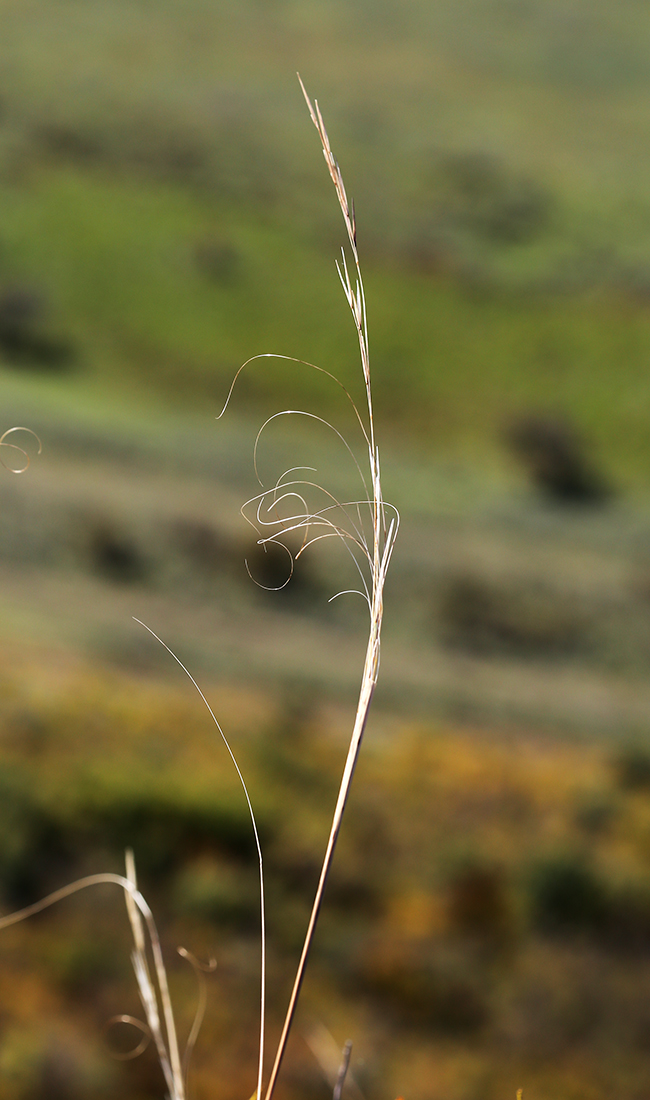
xmin=0 ymin=82 xmax=397 ymax=1100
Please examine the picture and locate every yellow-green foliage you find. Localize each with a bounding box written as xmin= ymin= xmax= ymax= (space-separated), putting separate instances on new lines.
xmin=4 ymin=1 xmax=650 ymax=481
xmin=0 ymin=647 xmax=650 ymax=1099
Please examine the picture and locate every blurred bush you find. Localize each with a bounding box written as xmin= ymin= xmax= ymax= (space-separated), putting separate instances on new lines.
xmin=438 ymin=572 xmax=588 ymax=657
xmin=505 ymin=414 xmax=611 ymax=504
xmin=87 ymin=520 xmax=148 ymax=586
xmin=430 ymin=151 xmax=554 ymax=246
xmin=172 ymin=857 xmax=259 ymax=929
xmin=611 ymin=745 xmax=650 ymax=791
xmin=445 ymin=858 xmax=512 ymax=942
xmin=527 ymin=854 xmax=608 ymax=935
xmin=355 ymin=935 xmax=488 ymax=1033
xmin=0 ymin=286 xmax=74 ymax=371
xmin=1 ymin=659 xmax=650 ymax=1098
xmin=193 ymin=238 xmax=241 ymax=285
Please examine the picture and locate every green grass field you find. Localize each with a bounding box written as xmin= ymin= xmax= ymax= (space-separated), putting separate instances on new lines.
xmin=4 ymin=7 xmax=650 ymax=1100
xmin=3 ymin=165 xmax=650 ymax=488
xmin=3 ymin=0 xmax=650 ymax=485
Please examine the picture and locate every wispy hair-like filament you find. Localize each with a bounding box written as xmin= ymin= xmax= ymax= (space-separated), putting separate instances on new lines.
xmin=0 ymin=427 xmax=42 ymax=473
xmin=131 ymin=620 xmax=267 ymax=1100
xmin=260 ymin=79 xmax=399 ymax=1100
xmin=0 ymin=869 xmax=186 ymax=1100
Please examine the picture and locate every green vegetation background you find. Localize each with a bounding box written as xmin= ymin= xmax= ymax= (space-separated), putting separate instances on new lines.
xmin=3 ymin=4 xmax=650 ymax=1100
xmin=3 ymin=0 xmax=650 ymax=481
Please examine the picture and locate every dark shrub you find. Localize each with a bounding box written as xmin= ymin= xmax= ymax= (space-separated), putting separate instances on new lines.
xmin=574 ymin=792 xmax=618 ymax=834
xmin=170 ymin=518 xmax=240 ymax=577
xmin=77 ymin=787 xmax=262 ymax=877
xmin=356 ymin=937 xmax=488 ymax=1033
xmin=34 ymin=122 xmax=103 ymax=163
xmin=505 ymin=414 xmax=610 ymax=504
xmin=436 ymin=151 xmax=553 ymax=245
xmin=172 ymin=857 xmax=259 ymax=929
xmin=0 ymin=765 xmax=74 ymax=905
xmin=245 ymin=536 xmax=326 ymax=606
xmin=529 ymin=855 xmax=608 ymax=934
xmin=88 ymin=522 xmax=147 ymax=585
xmin=0 ymin=285 xmax=75 ymax=370
xmin=194 ymin=239 xmax=240 ymax=284
xmin=446 ymin=861 xmax=511 ymax=939
xmin=439 ymin=572 xmax=586 ymax=657
xmin=603 ymin=883 xmax=650 ymax=953
xmin=611 ymin=745 xmax=650 ymax=791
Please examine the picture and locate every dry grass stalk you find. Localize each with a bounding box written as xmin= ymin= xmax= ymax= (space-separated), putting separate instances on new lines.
xmin=260 ymin=79 xmax=398 ymax=1100
xmin=0 ymin=81 xmax=397 ymax=1100
xmin=0 ymin=863 xmax=188 ymax=1099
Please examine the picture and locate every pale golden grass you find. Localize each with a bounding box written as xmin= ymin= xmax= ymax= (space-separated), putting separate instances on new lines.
xmin=257 ymin=77 xmax=398 ymax=1100
xmin=0 ymin=861 xmax=188 ymax=1098
xmin=0 ymin=82 xmax=398 ymax=1100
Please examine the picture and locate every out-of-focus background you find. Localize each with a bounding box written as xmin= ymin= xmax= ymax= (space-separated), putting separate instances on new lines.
xmin=4 ymin=2 xmax=650 ymax=1098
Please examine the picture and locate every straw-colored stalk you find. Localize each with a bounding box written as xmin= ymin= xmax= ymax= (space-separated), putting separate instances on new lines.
xmin=258 ymin=76 xmax=398 ymax=1100
xmin=0 ymin=81 xmax=397 ymax=1100
xmin=0 ymin=862 xmax=188 ymax=1100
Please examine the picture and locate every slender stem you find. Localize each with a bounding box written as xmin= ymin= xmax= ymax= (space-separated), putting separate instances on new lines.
xmin=333 ymin=1040 xmax=353 ymax=1100
xmin=132 ymin=620 xmax=266 ymax=1100
xmin=263 ymin=82 xmax=396 ymax=1100
xmin=263 ymin=604 xmax=381 ymax=1100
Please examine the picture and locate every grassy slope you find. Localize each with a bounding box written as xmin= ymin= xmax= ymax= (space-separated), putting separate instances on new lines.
xmin=3 ymin=10 xmax=650 ymax=1098
xmin=1 ymin=1 xmax=650 ymax=483
xmin=0 ymin=647 xmax=650 ymax=1100
xmin=2 ymin=167 xmax=650 ymax=486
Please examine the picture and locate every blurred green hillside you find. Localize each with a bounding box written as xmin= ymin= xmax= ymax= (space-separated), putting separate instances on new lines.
xmin=5 ymin=7 xmax=650 ymax=1100
xmin=3 ymin=649 xmax=650 ymax=1100
xmin=3 ymin=0 xmax=650 ymax=482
